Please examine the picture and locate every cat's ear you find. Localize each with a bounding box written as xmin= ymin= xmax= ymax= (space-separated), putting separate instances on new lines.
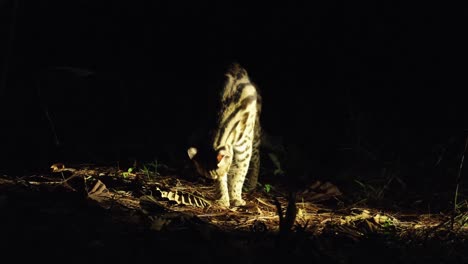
xmin=187 ymin=147 xmax=198 ymax=160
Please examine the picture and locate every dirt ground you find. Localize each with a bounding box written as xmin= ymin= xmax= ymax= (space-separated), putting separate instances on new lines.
xmin=0 ymin=163 xmax=466 ymax=264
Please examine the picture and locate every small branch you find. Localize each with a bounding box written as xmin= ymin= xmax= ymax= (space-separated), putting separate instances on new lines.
xmin=273 ymin=191 xmax=297 ymax=235
xmin=452 ymin=133 xmax=468 ymax=229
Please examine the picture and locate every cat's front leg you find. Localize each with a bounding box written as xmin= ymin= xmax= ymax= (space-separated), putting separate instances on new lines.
xmin=215 ymin=173 xmax=230 ymax=207
xmin=228 ymin=172 xmax=246 ymax=207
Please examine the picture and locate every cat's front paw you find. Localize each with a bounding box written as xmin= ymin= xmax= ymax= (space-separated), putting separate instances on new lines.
xmin=230 ymin=198 xmax=246 ymax=207
xmin=214 ymin=199 xmax=230 ymax=207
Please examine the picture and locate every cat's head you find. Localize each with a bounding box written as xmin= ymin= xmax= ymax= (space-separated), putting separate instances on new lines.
xmin=187 ymin=146 xmax=232 ymax=180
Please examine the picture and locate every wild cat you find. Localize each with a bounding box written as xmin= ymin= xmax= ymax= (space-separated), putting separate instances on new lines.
xmin=187 ymin=63 xmax=262 ymax=207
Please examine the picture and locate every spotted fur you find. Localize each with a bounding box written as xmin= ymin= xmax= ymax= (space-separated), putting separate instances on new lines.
xmin=187 ymin=63 xmax=261 ymax=207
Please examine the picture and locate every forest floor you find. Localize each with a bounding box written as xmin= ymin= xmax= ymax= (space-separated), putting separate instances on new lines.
xmin=0 ymin=162 xmax=467 ymax=264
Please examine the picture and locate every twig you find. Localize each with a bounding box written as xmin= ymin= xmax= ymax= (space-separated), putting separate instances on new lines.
xmin=452 ymin=133 xmax=468 ymax=229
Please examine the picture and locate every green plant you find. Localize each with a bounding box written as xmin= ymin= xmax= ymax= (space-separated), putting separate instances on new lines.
xmin=121 ymin=167 xmax=134 ymax=178
xmin=354 ymin=179 xmax=383 ymax=201
xmin=139 ymin=159 xmax=169 ymax=180
xmin=140 ymin=165 xmax=152 ymax=179
xmin=147 ymin=159 xmax=165 ymax=175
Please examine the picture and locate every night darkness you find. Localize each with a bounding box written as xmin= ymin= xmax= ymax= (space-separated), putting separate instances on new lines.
xmin=1 ymin=1 xmax=467 ymax=188
xmin=1 ymin=0 xmax=468 ymax=262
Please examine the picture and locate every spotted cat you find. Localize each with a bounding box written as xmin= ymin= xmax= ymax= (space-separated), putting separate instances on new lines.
xmin=187 ymin=63 xmax=262 ymax=207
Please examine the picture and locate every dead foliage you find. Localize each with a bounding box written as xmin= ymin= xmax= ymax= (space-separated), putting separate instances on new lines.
xmin=0 ymin=163 xmax=466 ymax=263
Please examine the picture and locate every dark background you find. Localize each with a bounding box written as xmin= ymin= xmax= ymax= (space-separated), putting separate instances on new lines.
xmin=0 ymin=1 xmax=466 ymax=193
